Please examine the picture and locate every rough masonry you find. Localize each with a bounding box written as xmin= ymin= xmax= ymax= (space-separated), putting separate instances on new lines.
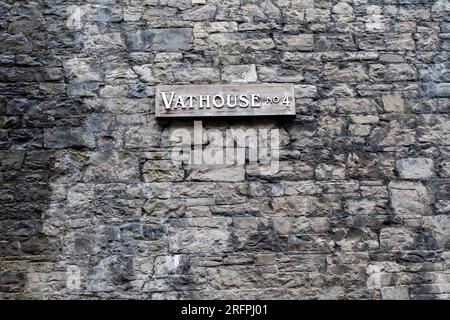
xmin=0 ymin=0 xmax=449 ymax=299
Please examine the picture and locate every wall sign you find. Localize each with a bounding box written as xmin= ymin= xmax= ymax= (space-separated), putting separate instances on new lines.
xmin=155 ymin=84 xmax=296 ymax=119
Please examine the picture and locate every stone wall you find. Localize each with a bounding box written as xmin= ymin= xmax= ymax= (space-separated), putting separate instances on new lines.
xmin=1 ymin=0 xmax=449 ymax=299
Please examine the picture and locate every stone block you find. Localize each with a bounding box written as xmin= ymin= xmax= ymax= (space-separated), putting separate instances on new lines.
xmin=381 ymin=286 xmax=410 ymax=300
xmin=275 ymin=34 xmax=314 ymax=51
xmin=382 ymin=93 xmax=405 ymax=112
xmin=418 ymin=115 xmax=450 ymax=145
xmin=380 ymin=228 xmax=415 ymax=250
xmin=82 ymin=151 xmax=140 ymax=182
xmin=143 ymin=160 xmax=185 ymax=182
xmin=180 ymin=4 xmax=217 ymax=21
xmin=187 ymin=165 xmax=245 ymax=182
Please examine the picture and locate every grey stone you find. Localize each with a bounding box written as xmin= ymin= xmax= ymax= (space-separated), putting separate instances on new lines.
xmin=380 ymin=228 xmax=415 ymax=250
xmin=124 ymin=126 xmax=160 ymax=148
xmin=2 ymin=0 xmax=449 ymax=301
xmin=258 ymin=65 xmax=303 ymax=82
xmin=382 ymin=93 xmax=405 ymax=112
xmin=82 ymin=151 xmax=140 ymax=182
xmin=221 ymin=65 xmax=258 ymax=83
xmin=422 ymin=215 xmax=450 ymax=248
xmin=132 ymin=65 xmax=155 ymax=83
xmin=333 ymin=3 xmax=353 ymax=18
xmin=389 ymin=181 xmax=433 ymax=216
xmin=369 ymin=120 xmax=416 ymax=147
xmin=275 ymin=34 xmax=314 ymax=51
xmin=432 ymin=0 xmax=450 ymax=12
xmin=315 ymin=163 xmax=346 ymax=180
xmin=418 ymin=115 xmax=450 ymax=145
xmin=336 ymin=98 xmax=379 ymax=114
xmin=425 ymin=83 xmax=450 ymax=97
xmin=294 ymin=85 xmax=317 ymax=98
xmin=83 ymin=5 xmax=123 ymax=22
xmin=143 ymin=160 xmax=184 ymax=182
xmin=381 ymin=286 xmax=410 ymax=300
xmin=369 ymin=64 xmax=417 ymax=82
xmin=173 ymin=67 xmax=220 ymax=83
xmin=208 ymin=33 xmax=275 ymax=53
xmin=63 ymin=58 xmax=101 ymax=83
xmin=180 ymin=4 xmax=217 ymax=21
xmin=124 ymin=28 xmax=192 ymax=51
xmin=67 ymin=183 xmax=95 ymax=208
xmin=187 ymin=165 xmax=245 ymax=182
xmin=324 ymin=63 xmax=368 ymax=82
xmin=44 ymin=128 xmax=95 ymax=149
xmin=396 ymin=158 xmax=434 ymax=180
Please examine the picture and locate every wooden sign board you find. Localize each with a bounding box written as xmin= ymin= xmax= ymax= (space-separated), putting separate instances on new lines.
xmin=155 ymin=84 xmax=296 ymax=119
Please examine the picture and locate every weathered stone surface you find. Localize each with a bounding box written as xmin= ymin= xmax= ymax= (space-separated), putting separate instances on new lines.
xmin=221 ymin=65 xmax=258 ymax=83
xmin=208 ymin=33 xmax=275 ymax=53
xmin=336 ymin=98 xmax=379 ymax=114
xmin=396 ymin=158 xmax=435 ymax=180
xmin=418 ymin=115 xmax=450 ymax=145
xmin=315 ymin=163 xmax=346 ymax=180
xmin=369 ymin=64 xmax=417 ymax=82
xmin=67 ymin=183 xmax=94 ymax=208
xmin=275 ymin=34 xmax=314 ymax=51
xmin=44 ymin=128 xmax=95 ymax=149
xmin=294 ymin=85 xmax=317 ymax=98
xmin=180 ymin=4 xmax=217 ymax=21
xmin=1 ymin=0 xmax=448 ymax=301
xmin=422 ymin=215 xmax=450 ymax=248
xmin=426 ymin=83 xmax=450 ymax=97
xmin=380 ymin=228 xmax=415 ymax=250
xmin=186 ymin=165 xmax=245 ymax=182
xmin=247 ymin=161 xmax=313 ymax=180
xmin=173 ymin=67 xmax=220 ymax=83
xmin=124 ymin=28 xmax=192 ymax=51
xmin=123 ymin=126 xmax=160 ymax=148
xmin=389 ymin=182 xmax=433 ymax=216
xmin=324 ymin=63 xmax=368 ymax=82
xmin=82 ymin=151 xmax=140 ymax=182
xmin=143 ymin=160 xmax=184 ymax=182
xmin=346 ymin=198 xmax=388 ymax=215
xmin=168 ymin=225 xmax=231 ymax=254
xmin=369 ymin=120 xmax=416 ymax=147
xmin=258 ymin=65 xmax=303 ymax=82
xmin=382 ymin=93 xmax=405 ymax=112
xmin=381 ymin=286 xmax=410 ymax=300
xmin=63 ymin=58 xmax=101 ymax=83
